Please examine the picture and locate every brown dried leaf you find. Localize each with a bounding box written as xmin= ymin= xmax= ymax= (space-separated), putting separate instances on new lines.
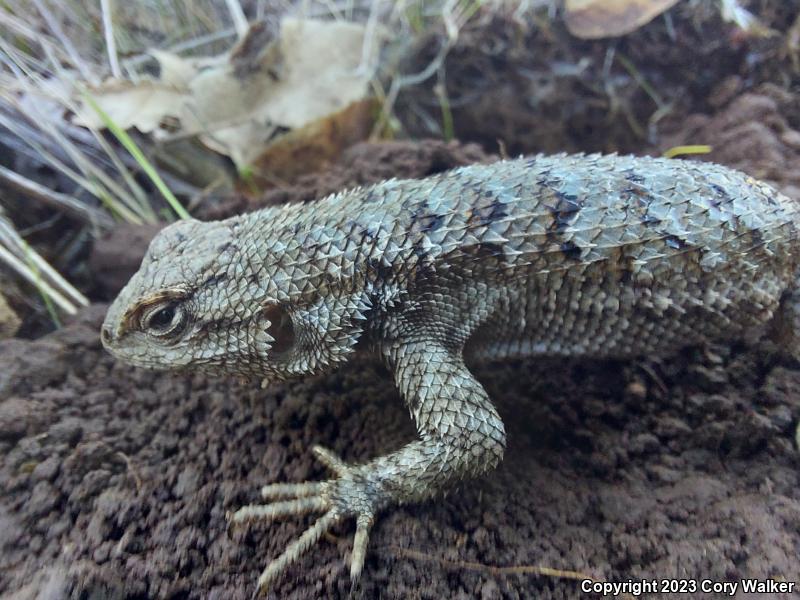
xmin=246 ymin=98 xmax=379 ymax=190
xmin=564 ymin=0 xmax=681 ymax=39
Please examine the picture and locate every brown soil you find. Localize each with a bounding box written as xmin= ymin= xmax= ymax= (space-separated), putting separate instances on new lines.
xmin=4 ymin=5 xmax=800 ymax=599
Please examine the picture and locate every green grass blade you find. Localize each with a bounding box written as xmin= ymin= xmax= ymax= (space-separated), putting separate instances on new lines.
xmin=81 ymin=90 xmax=191 ymax=220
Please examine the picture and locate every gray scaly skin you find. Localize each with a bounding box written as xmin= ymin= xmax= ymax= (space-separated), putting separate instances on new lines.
xmin=102 ymin=153 xmax=800 ymax=592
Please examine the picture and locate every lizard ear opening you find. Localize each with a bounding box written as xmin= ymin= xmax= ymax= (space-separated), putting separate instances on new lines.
xmin=263 ymin=302 xmax=295 ymax=355
xmin=259 ymin=292 xmax=370 ymax=377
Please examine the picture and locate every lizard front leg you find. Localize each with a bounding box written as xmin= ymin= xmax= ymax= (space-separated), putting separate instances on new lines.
xmin=231 ymin=340 xmax=506 ymax=593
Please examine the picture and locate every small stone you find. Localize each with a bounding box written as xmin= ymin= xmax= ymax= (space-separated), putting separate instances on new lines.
xmin=0 ymin=397 xmax=32 ymax=440
xmin=48 ymin=418 xmax=84 ymax=446
xmin=174 ymin=466 xmax=201 ymax=498
xmin=654 ymin=416 xmax=692 ymax=440
xmin=688 ymin=365 xmax=729 ymax=390
xmin=629 ymin=433 xmax=660 ymax=455
xmin=480 ymin=578 xmax=501 ymax=600
xmin=31 ymin=455 xmax=61 ymax=482
xmin=69 ymin=469 xmax=111 ymax=504
xmin=780 ymin=129 xmax=800 ymax=150
xmin=92 ymin=542 xmax=110 ymax=564
xmin=625 ymin=380 xmax=647 ymax=400
xmin=647 ymin=464 xmax=681 ymax=484
xmin=29 ymin=481 xmax=59 ymax=517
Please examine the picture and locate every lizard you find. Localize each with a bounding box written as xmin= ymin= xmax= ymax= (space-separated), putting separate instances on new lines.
xmin=101 ymin=152 xmax=800 ymax=593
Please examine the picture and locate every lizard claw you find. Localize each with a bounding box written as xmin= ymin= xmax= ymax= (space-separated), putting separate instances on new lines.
xmin=229 ymin=446 xmax=377 ymax=595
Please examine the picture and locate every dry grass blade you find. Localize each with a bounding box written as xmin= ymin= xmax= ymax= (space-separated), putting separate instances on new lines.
xmin=225 ymin=0 xmax=249 ymax=38
xmin=121 ymin=28 xmax=237 ymax=78
xmin=0 ymin=108 xmax=143 ymax=225
xmin=80 ymin=91 xmax=189 ymax=220
xmin=0 ymin=9 xmax=73 ymax=67
xmin=0 ymin=42 xmax=156 ymax=224
xmin=100 ymin=0 xmax=122 ymax=78
xmin=29 ymin=0 xmax=98 ymax=85
xmin=38 ymin=43 xmax=155 ymax=219
xmin=0 ymin=243 xmax=74 ymax=320
xmin=0 ymin=214 xmax=88 ymax=308
xmin=0 ymin=164 xmax=114 ymax=229
xmin=0 ymin=212 xmax=86 ymax=319
xmin=663 ymin=145 xmax=712 ymax=159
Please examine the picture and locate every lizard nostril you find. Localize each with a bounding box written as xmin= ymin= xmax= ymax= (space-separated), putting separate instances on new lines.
xmin=101 ymin=325 xmax=113 ymax=346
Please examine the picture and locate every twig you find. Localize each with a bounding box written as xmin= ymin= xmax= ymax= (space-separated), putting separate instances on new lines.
xmin=100 ymin=0 xmax=122 ymax=78
xmin=375 ymin=36 xmax=453 ymax=138
xmin=0 ymin=164 xmax=113 ymax=229
xmin=379 ymin=545 xmax=594 ymax=581
xmin=615 ymin=52 xmax=664 ymax=109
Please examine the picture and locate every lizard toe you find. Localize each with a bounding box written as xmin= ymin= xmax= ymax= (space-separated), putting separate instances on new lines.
xmin=350 ymin=513 xmax=374 ymax=589
xmin=256 ymin=510 xmax=341 ymax=594
xmin=230 ymin=447 xmax=382 ymax=595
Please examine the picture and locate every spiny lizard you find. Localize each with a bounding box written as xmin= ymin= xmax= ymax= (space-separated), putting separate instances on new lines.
xmin=101 ymin=153 xmax=800 ymax=592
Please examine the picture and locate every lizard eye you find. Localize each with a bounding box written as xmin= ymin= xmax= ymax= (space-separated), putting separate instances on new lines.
xmin=141 ymin=302 xmax=186 ymax=338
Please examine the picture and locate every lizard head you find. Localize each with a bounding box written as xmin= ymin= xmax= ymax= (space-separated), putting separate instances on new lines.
xmin=101 ymin=217 xmax=274 ymax=375
xmin=102 ymin=215 xmax=370 ymax=379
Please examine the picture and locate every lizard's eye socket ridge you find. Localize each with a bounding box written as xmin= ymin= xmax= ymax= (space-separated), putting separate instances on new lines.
xmin=140 ymin=302 xmax=187 ymax=338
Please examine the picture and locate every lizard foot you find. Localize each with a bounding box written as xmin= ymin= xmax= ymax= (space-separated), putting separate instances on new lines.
xmin=230 ymin=445 xmax=378 ymax=594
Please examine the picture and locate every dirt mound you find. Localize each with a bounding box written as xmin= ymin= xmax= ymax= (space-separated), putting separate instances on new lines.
xmin=657 ymin=81 xmax=800 ymax=198
xmin=2 ymin=136 xmax=800 ymax=599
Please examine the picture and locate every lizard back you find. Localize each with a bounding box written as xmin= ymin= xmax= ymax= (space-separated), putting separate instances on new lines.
xmin=250 ymin=153 xmax=800 ymax=360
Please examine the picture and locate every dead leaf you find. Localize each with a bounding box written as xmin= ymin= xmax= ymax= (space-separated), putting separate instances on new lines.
xmin=76 ymin=17 xmax=384 ymax=170
xmin=148 ymin=49 xmax=214 ymax=89
xmin=564 ymin=0 xmax=681 ymax=39
xmin=76 ymin=80 xmax=185 ymax=134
